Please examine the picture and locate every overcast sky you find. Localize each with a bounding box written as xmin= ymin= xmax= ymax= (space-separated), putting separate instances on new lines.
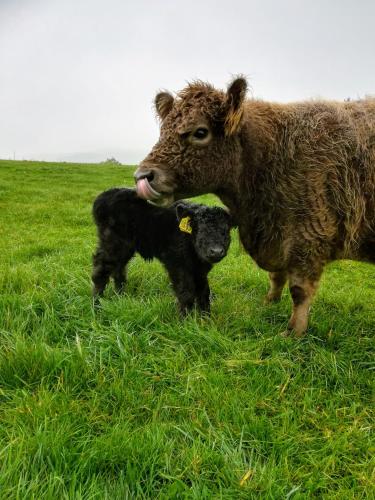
xmin=1 ymin=0 xmax=374 ymax=164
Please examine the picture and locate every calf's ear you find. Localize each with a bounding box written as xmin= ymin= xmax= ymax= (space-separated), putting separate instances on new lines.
xmin=224 ymin=77 xmax=247 ymax=136
xmin=155 ymin=91 xmax=174 ymax=121
xmin=228 ymin=213 xmax=237 ymax=228
xmin=175 ymin=202 xmax=193 ymax=221
xmin=223 ymin=206 xmax=237 ymax=228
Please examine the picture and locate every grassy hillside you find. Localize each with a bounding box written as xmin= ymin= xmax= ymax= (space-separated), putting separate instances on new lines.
xmin=0 ymin=160 xmax=374 ymax=498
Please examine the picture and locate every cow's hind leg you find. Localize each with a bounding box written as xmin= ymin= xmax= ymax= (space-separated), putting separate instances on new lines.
xmin=285 ymin=271 xmax=321 ymax=337
xmin=358 ymin=238 xmax=375 ymax=264
xmin=264 ymin=271 xmax=288 ymax=304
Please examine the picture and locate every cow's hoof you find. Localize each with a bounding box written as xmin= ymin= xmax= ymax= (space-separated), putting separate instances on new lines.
xmin=263 ymin=294 xmax=281 ymax=305
xmin=280 ymin=329 xmax=292 ymax=338
xmin=281 ymin=328 xmax=306 ymax=338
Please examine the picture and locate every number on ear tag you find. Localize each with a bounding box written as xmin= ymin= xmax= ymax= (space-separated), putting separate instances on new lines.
xmin=179 ymin=216 xmax=192 ymax=234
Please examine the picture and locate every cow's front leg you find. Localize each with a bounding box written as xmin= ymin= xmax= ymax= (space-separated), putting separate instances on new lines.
xmin=264 ymin=271 xmax=287 ymax=303
xmin=285 ymin=271 xmax=321 ymax=337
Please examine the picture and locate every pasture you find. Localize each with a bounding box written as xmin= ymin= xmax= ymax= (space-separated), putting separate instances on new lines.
xmin=0 ymin=160 xmax=374 ymax=498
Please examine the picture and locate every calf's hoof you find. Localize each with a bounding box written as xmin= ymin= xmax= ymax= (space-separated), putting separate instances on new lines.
xmin=92 ymin=295 xmax=101 ymax=309
xmin=178 ymin=305 xmax=194 ymax=317
xmin=198 ymin=309 xmax=210 ymax=319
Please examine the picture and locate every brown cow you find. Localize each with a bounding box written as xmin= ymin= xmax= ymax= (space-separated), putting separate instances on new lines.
xmin=134 ymin=77 xmax=375 ymax=336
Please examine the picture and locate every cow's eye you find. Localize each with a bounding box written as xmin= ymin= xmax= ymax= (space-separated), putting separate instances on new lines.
xmin=193 ymin=127 xmax=209 ymax=139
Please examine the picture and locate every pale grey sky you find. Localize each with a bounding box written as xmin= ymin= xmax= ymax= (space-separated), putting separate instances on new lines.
xmin=1 ymin=0 xmax=374 ymax=163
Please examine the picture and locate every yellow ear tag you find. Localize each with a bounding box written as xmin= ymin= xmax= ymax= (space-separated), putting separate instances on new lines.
xmin=179 ymin=216 xmax=192 ymax=234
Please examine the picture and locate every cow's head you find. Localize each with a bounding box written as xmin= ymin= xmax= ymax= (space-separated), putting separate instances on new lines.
xmin=135 ymin=77 xmax=247 ymax=206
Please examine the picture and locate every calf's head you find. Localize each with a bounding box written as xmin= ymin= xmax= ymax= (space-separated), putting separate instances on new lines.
xmin=135 ymin=77 xmax=248 ymax=206
xmin=175 ymin=202 xmax=233 ymax=263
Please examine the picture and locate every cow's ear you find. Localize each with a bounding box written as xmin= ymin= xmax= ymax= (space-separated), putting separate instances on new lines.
xmin=155 ymin=91 xmax=174 ymax=121
xmin=224 ymin=77 xmax=247 ymax=136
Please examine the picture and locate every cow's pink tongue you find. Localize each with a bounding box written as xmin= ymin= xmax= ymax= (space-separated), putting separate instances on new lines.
xmin=136 ymin=177 xmax=162 ymax=201
xmin=136 ymin=178 xmax=149 ymax=199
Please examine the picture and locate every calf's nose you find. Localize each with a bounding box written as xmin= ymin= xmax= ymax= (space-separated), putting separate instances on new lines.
xmin=208 ymin=246 xmax=225 ymax=259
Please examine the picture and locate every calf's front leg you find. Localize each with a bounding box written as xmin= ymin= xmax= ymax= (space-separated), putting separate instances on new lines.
xmin=166 ymin=264 xmax=197 ymax=315
xmin=194 ymin=270 xmax=211 ymax=314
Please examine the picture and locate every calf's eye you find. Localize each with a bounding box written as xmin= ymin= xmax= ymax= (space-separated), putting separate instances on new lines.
xmin=193 ymin=128 xmax=209 ymax=139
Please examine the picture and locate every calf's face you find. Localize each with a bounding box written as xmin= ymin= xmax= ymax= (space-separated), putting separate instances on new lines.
xmin=176 ymin=203 xmax=232 ymax=263
xmin=135 ymin=78 xmax=248 ymax=207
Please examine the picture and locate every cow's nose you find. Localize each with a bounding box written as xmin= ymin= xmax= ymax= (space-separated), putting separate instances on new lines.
xmin=208 ymin=246 xmax=225 ymax=259
xmin=134 ymin=169 xmax=154 ymax=182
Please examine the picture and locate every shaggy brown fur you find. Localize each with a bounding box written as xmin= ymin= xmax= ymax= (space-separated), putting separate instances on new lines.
xmin=135 ymin=77 xmax=375 ymax=336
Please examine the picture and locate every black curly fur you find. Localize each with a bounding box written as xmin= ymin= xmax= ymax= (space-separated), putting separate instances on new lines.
xmin=92 ymin=188 xmax=232 ymax=314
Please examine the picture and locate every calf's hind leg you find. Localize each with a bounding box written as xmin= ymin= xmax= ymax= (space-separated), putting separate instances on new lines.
xmin=92 ymin=249 xmax=114 ymax=298
xmin=111 ymin=247 xmax=135 ymax=294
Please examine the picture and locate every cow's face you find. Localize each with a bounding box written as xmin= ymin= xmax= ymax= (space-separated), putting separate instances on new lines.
xmin=135 ymin=77 xmax=247 ymax=207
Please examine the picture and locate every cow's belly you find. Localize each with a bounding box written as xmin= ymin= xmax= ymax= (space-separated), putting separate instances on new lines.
xmin=239 ymin=226 xmax=288 ymax=272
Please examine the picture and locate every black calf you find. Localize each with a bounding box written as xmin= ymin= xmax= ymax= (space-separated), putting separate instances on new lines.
xmin=92 ymin=188 xmax=232 ymax=314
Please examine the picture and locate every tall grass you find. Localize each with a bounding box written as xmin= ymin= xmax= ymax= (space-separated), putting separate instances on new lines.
xmin=0 ymin=160 xmax=374 ymax=498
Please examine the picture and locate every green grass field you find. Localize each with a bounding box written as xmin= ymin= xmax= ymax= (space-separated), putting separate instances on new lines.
xmin=0 ymin=160 xmax=374 ymax=499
